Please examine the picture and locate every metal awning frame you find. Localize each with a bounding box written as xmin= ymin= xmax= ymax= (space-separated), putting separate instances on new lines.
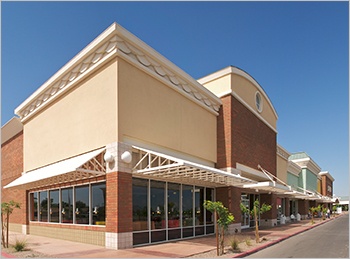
xmin=4 ymin=148 xmax=106 ymax=190
xmin=132 ymin=146 xmax=256 ymax=187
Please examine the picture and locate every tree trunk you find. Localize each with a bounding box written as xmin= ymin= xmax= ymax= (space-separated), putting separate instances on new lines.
xmin=254 ymin=206 xmax=260 ymax=243
xmin=220 ymin=226 xmax=225 ymax=255
xmin=6 ymin=212 xmax=10 ymax=248
xmin=1 ymin=213 xmax=5 ymax=248
xmin=215 ymin=211 xmax=219 ymax=256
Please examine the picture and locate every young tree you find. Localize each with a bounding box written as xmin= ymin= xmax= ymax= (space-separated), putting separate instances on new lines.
xmin=240 ymin=199 xmax=271 ymax=243
xmin=309 ymin=205 xmax=321 ymax=224
xmin=1 ymin=200 xmax=21 ymax=248
xmin=203 ymin=200 xmax=234 ymax=256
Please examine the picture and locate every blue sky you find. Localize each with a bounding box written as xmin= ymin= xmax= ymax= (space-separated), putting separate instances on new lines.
xmin=1 ymin=1 xmax=349 ymax=197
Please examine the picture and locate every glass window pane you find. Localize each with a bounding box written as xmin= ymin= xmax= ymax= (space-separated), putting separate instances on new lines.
xmin=151 ymin=181 xmax=165 ymax=230
xmin=206 ymin=188 xmax=214 ymax=224
xmin=75 ymin=185 xmax=90 ymax=224
xmin=167 ymin=183 xmax=180 ymax=229
xmin=30 ymin=192 xmax=38 ymax=221
xmin=133 ymin=178 xmax=148 ymax=231
xmin=195 ymin=187 xmax=204 ymax=226
xmin=182 ymin=185 xmax=193 ymax=227
xmin=92 ymin=182 xmax=106 ymax=225
xmin=39 ymin=191 xmax=48 ymax=222
xmin=61 ymin=188 xmax=73 ymax=223
xmin=49 ymin=190 xmax=59 ymax=223
xmin=133 ymin=232 xmax=149 ymax=246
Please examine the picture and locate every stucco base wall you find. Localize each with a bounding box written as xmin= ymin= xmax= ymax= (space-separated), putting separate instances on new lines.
xmin=8 ymin=223 xmax=22 ymax=233
xmin=29 ymin=225 xmax=105 ymax=246
xmin=227 ymin=223 xmax=241 ymax=234
xmin=259 ymin=218 xmax=277 ymax=227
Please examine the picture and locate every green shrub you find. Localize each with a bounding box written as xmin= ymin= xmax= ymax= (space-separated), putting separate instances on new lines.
xmin=230 ymin=238 xmax=240 ymax=251
xmin=13 ymin=238 xmax=27 ymax=252
xmin=245 ymin=238 xmax=252 ymax=246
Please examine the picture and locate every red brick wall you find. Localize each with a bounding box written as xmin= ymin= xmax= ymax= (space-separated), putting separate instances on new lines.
xmin=217 ymin=95 xmax=276 ymax=175
xmin=321 ymin=175 xmax=333 ymax=197
xmin=216 ymin=186 xmax=242 ymax=223
xmin=298 ymin=200 xmax=309 ymax=215
xmin=1 ymin=132 xmax=27 ymax=225
xmin=260 ymin=193 xmax=277 ymax=220
xmin=106 ymin=171 xmax=132 ymax=233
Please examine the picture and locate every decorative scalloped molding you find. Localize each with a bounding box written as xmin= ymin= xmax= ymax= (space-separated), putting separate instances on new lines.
xmin=16 ymin=23 xmax=221 ymax=122
xmin=277 ymin=145 xmax=290 ymax=160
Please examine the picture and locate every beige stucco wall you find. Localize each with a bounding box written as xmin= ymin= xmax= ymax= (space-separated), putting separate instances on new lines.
xmin=201 ymin=73 xmax=231 ymax=97
xmin=276 ymin=153 xmax=288 ymax=183
xmin=24 ymin=60 xmax=118 ymax=171
xmin=117 ymin=59 xmax=217 ymax=163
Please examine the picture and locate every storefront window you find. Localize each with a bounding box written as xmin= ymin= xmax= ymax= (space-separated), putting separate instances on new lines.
xmin=49 ymin=190 xmax=59 ymax=223
xmin=61 ymin=188 xmax=73 ymax=224
xmin=39 ymin=191 xmax=48 ymax=222
xmin=133 ymin=178 xmax=149 ymax=231
xmin=75 ymin=186 xmax=90 ymax=224
xmin=168 ymin=183 xmax=180 ymax=229
xmin=150 ymin=181 xmax=165 ymax=230
xmin=30 ymin=192 xmax=38 ymax=221
xmin=182 ymin=185 xmax=193 ymax=227
xmin=92 ymin=183 xmax=106 ymax=225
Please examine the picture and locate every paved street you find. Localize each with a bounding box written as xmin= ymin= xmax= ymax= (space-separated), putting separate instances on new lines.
xmin=247 ymin=213 xmax=349 ymax=258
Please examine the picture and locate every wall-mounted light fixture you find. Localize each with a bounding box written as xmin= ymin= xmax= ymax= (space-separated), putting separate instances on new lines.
xmin=121 ymin=151 xmax=132 ymax=164
xmin=104 ymin=151 xmax=114 ymax=163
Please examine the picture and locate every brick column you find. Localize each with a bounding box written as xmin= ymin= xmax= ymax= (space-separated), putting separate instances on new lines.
xmin=298 ymin=200 xmax=309 ymax=219
xmin=216 ymin=186 xmax=242 ymax=233
xmin=105 ymin=142 xmax=133 ymax=249
xmin=260 ymin=193 xmax=277 ymax=227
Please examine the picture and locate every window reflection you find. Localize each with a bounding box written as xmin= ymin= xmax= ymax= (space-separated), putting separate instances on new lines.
xmin=195 ymin=186 xmax=204 ymax=226
xmin=151 ymin=181 xmax=165 ymax=230
xmin=30 ymin=192 xmax=38 ymax=221
xmin=61 ymin=188 xmax=73 ymax=224
xmin=49 ymin=190 xmax=59 ymax=223
xmin=92 ymin=183 xmax=106 ymax=225
xmin=133 ymin=178 xmax=148 ymax=231
xmin=182 ymin=185 xmax=193 ymax=227
xmin=39 ymin=191 xmax=48 ymax=222
xmin=168 ymin=183 xmax=180 ymax=228
xmin=75 ymin=186 xmax=90 ymax=224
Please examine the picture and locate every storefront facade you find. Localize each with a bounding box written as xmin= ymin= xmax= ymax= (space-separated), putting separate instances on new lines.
xmin=2 ymin=22 xmax=335 ymax=249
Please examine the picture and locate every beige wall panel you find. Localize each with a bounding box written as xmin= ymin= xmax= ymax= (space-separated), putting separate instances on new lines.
xmin=200 ymin=74 xmax=231 ymax=97
xmin=276 ymin=154 xmax=288 ymax=183
xmin=24 ymin=61 xmax=117 ymax=171
xmin=117 ymin=59 xmax=217 ymax=163
xmin=231 ymin=74 xmax=276 ymax=128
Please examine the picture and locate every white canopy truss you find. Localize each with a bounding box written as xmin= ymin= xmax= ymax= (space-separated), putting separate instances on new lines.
xmin=4 ymin=148 xmax=106 ymax=190
xmin=131 ymin=146 xmax=256 ymax=187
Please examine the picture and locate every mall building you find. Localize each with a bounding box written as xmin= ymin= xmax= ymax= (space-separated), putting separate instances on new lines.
xmin=1 ymin=22 xmax=334 ymax=249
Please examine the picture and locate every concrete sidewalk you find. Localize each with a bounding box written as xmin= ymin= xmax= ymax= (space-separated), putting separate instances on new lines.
xmin=1 ymin=214 xmax=345 ymax=258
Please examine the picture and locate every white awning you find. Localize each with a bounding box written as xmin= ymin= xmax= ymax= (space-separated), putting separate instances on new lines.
xmin=242 ymin=181 xmax=292 ymax=194
xmin=4 ymin=148 xmax=106 ymax=189
xmin=132 ymin=146 xmax=256 ymax=187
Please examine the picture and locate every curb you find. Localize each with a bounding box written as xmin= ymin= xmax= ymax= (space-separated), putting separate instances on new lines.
xmin=1 ymin=251 xmax=16 ymax=258
xmin=232 ymin=216 xmax=340 ymax=258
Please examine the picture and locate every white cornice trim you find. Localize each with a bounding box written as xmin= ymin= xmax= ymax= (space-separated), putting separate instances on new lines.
xmin=319 ymin=171 xmax=335 ymax=182
xmin=277 ymin=144 xmax=290 ymax=160
xmin=290 ymin=157 xmax=321 ymax=176
xmin=220 ymin=90 xmax=277 ymax=133
xmin=15 ymin=22 xmax=222 ymax=122
xmin=287 ymin=161 xmax=301 ymax=176
xmin=198 ymin=66 xmax=278 ymax=119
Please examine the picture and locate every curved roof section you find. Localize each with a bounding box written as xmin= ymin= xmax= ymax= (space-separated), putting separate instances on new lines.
xmin=198 ymin=66 xmax=278 ymax=132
